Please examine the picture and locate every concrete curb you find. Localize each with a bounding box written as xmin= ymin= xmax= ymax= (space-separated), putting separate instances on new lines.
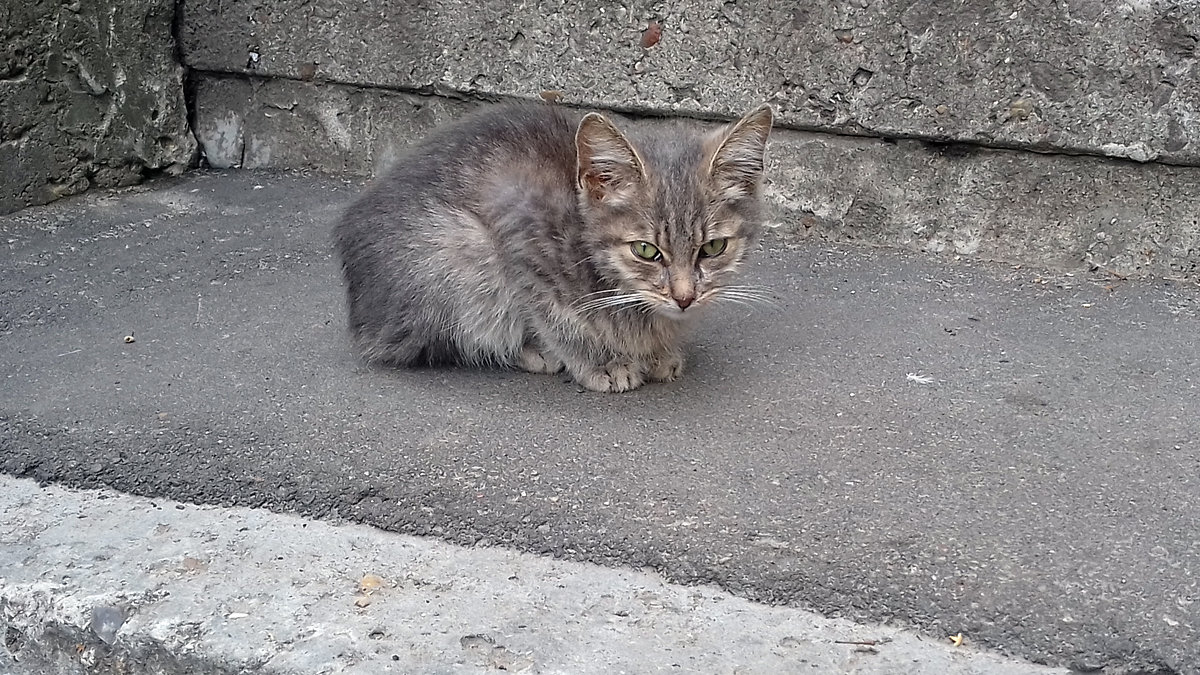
xmin=1 ymin=477 xmax=1067 ymax=674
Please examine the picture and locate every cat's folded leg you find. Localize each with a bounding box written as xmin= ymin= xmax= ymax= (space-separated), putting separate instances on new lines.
xmin=517 ymin=342 xmax=564 ymax=374
xmin=646 ymin=348 xmax=685 ymax=382
xmin=571 ymin=358 xmax=646 ymax=393
xmin=529 ymin=319 xmax=646 ymax=392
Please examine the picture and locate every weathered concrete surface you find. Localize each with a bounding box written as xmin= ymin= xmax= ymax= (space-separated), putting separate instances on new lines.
xmin=0 ymin=0 xmax=195 ymax=215
xmin=180 ymin=0 xmax=1200 ymax=165
xmin=0 ymin=477 xmax=1067 ymax=675
xmin=191 ymin=75 xmax=471 ymax=174
xmin=766 ymin=136 xmax=1200 ymax=283
xmin=193 ymin=78 xmax=1200 ymax=282
xmin=2 ymin=172 xmax=1198 ymax=674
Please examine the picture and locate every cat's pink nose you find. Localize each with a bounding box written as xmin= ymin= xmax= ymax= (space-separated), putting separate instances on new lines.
xmin=675 ymin=295 xmax=695 ymax=310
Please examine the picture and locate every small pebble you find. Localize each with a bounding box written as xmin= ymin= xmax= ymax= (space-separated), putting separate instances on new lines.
xmin=90 ymin=605 xmax=125 ymax=644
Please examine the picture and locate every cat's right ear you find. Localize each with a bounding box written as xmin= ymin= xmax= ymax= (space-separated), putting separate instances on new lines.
xmin=706 ymin=104 xmax=774 ymax=203
xmin=575 ymin=113 xmax=646 ymax=206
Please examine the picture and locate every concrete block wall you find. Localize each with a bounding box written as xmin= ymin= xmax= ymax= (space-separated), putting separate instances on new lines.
xmin=0 ymin=0 xmax=196 ymax=215
xmin=3 ymin=0 xmax=1197 ymax=280
xmin=181 ymin=0 xmax=1200 ymax=165
xmin=178 ymin=0 xmax=1200 ymax=281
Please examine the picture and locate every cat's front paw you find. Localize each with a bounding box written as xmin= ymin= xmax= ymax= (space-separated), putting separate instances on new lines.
xmin=647 ymin=351 xmax=685 ymax=382
xmin=575 ymin=360 xmax=645 ymax=393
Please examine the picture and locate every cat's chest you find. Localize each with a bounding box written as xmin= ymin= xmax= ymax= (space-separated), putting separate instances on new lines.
xmin=590 ymin=311 xmax=683 ymax=356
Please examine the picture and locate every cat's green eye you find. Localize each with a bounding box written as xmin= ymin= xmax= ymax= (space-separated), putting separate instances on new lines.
xmin=699 ymin=238 xmax=728 ymax=258
xmin=631 ymin=241 xmax=661 ymax=261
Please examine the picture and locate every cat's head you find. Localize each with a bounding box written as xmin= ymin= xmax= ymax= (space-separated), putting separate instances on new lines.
xmin=574 ymin=105 xmax=773 ymax=319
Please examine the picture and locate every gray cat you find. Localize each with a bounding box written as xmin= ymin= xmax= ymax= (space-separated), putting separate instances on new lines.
xmin=334 ymin=102 xmax=773 ymax=392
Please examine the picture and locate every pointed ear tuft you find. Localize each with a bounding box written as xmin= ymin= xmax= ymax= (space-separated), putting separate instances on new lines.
xmin=576 ymin=113 xmax=646 ymax=205
xmin=707 ymin=104 xmax=773 ymax=202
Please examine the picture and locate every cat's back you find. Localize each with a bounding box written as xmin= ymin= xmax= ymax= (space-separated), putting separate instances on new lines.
xmin=438 ymin=102 xmax=580 ymax=159
xmin=333 ymin=103 xmax=589 ymax=367
xmin=335 ymin=102 xmax=582 ymax=256
xmin=384 ymin=103 xmax=580 ymax=194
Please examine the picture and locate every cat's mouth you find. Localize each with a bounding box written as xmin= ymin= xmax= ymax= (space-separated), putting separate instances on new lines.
xmin=657 ymin=304 xmax=691 ymax=319
xmin=646 ymin=292 xmax=705 ymax=319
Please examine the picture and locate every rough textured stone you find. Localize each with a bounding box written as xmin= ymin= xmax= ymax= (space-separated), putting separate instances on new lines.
xmin=192 ymin=76 xmax=471 ymax=174
xmin=766 ymin=138 xmax=1200 ymax=282
xmin=0 ymin=0 xmax=196 ymax=215
xmin=180 ymin=0 xmax=1200 ymax=165
xmin=193 ymin=75 xmax=1200 ymax=281
xmin=0 ymin=478 xmax=1068 ymax=675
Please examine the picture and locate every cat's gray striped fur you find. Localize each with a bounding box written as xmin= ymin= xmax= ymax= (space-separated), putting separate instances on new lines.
xmin=334 ymin=102 xmax=773 ymax=392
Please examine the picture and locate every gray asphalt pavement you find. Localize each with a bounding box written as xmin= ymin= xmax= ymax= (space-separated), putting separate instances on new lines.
xmin=2 ymin=171 xmax=1197 ymax=674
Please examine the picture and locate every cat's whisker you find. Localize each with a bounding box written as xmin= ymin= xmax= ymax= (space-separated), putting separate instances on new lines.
xmin=638 ymin=300 xmax=667 ymax=314
xmin=566 ymin=254 xmax=599 ymax=271
xmin=575 ymin=293 xmax=648 ymax=314
xmin=575 ymin=291 xmax=639 ymax=305
xmin=703 ymin=286 xmax=782 ymax=315
xmin=711 ymin=296 xmax=758 ymax=309
xmin=576 ymin=297 xmax=633 ymax=312
xmin=593 ymin=297 xmax=648 ymax=311
xmin=711 ymin=286 xmax=779 ymax=305
xmin=715 ymin=294 xmax=777 ymax=305
xmin=721 ymin=283 xmax=773 ymax=290
xmin=721 ymin=292 xmax=776 ymax=301
xmin=718 ymin=284 xmax=777 ymax=295
xmin=571 ymin=287 xmax=629 ymax=306
xmin=590 ymin=294 xmax=663 ymax=316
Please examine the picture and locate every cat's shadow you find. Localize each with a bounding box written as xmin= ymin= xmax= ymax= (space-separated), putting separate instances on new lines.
xmin=356 ymin=301 xmax=781 ymax=421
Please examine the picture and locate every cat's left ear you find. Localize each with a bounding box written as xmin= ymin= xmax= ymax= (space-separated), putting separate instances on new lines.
xmin=707 ymin=104 xmax=774 ymax=202
xmin=576 ymin=113 xmax=647 ymax=206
